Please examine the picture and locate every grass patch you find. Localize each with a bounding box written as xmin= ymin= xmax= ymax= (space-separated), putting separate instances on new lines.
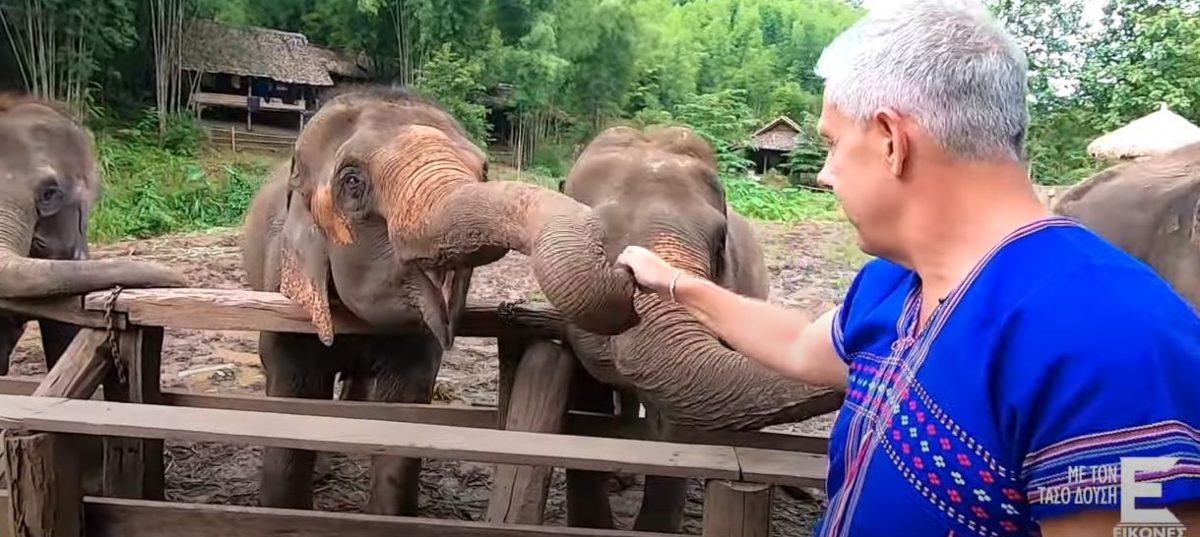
xmin=721 ymin=177 xmax=843 ymax=222
xmin=89 ymin=134 xmax=277 ymax=244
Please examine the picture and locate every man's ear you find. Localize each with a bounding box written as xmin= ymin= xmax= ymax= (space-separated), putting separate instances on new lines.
xmin=873 ymin=107 xmax=908 ymax=177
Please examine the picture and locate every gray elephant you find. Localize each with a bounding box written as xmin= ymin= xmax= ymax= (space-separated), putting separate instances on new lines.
xmin=240 ymin=87 xmax=639 ymax=514
xmin=1053 ymin=141 xmax=1200 ymax=309
xmin=0 ymin=94 xmax=185 ymax=374
xmin=559 ymin=125 xmax=844 ymax=532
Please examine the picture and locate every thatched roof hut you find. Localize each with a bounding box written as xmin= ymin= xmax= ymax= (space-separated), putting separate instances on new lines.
xmin=1087 ymin=103 xmax=1200 ymax=161
xmin=742 ymin=115 xmax=804 ymax=175
xmin=751 ymin=116 xmax=803 ymax=153
xmin=181 ymin=20 xmax=333 ymax=87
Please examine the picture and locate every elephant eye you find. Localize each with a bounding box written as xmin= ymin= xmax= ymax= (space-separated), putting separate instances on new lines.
xmin=340 ymin=167 xmax=366 ymax=199
xmin=36 ymin=180 xmax=64 ymax=215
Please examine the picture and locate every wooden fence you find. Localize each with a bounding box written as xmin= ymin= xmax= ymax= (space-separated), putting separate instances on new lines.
xmin=0 ymin=288 xmax=831 ymax=537
xmin=201 ymin=126 xmax=297 ymax=153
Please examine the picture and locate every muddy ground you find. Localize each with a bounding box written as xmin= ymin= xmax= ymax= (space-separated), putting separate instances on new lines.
xmin=9 ymin=218 xmax=868 ymax=536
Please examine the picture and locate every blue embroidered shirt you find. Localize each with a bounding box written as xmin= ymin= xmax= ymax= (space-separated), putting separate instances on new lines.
xmin=815 ymin=216 xmax=1200 ymax=537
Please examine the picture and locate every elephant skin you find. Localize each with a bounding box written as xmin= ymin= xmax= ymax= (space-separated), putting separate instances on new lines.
xmin=239 ymin=87 xmax=639 ymax=513
xmin=559 ymin=125 xmax=844 ymax=532
xmin=1053 ymin=141 xmax=1200 ymax=309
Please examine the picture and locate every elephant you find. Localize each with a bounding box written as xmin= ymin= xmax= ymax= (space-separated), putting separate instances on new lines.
xmin=239 ymin=86 xmax=639 ymax=514
xmin=1053 ymin=141 xmax=1200 ymax=309
xmin=557 ymin=125 xmax=844 ymax=532
xmin=0 ymin=93 xmax=185 ymax=375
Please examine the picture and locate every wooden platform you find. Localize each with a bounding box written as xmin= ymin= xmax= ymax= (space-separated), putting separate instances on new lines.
xmin=191 ymin=91 xmax=306 ymax=113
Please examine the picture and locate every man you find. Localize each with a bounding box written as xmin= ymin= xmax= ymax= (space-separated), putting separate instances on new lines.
xmin=616 ymin=2 xmax=1200 ymax=536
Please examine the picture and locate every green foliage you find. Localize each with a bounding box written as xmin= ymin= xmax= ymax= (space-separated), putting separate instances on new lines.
xmin=88 ymin=127 xmax=271 ymax=243
xmin=721 ymin=176 xmax=841 ymax=221
xmin=414 ymin=43 xmax=491 ymax=145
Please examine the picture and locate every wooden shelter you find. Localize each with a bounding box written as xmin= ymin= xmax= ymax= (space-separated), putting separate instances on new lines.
xmin=180 ymin=20 xmax=335 ymax=130
xmin=1087 ymin=103 xmax=1200 ymax=162
xmin=746 ymin=116 xmax=803 ymax=174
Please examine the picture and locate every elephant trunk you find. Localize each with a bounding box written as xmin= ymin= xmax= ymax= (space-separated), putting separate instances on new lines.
xmin=610 ymin=244 xmax=841 ymax=431
xmin=372 ymin=127 xmax=638 ymax=336
xmin=0 ymin=198 xmax=184 ymax=298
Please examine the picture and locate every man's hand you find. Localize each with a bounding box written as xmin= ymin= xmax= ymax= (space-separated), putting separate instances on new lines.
xmin=615 ymin=245 xmax=681 ymax=296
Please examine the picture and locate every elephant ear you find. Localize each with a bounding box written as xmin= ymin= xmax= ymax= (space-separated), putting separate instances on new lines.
xmin=279 ymin=190 xmax=335 ymax=346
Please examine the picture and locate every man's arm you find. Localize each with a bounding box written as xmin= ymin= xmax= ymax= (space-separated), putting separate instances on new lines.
xmin=616 ymin=245 xmax=848 ymax=388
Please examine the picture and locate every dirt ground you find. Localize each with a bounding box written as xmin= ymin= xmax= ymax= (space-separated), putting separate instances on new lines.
xmin=8 ymin=217 xmax=869 ymax=536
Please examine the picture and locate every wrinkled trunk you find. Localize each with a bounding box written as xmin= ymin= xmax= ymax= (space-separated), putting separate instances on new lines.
xmin=0 ymin=199 xmax=184 ymax=298
xmin=370 ymin=127 xmax=638 ymax=336
xmin=610 ymin=292 xmax=843 ymax=431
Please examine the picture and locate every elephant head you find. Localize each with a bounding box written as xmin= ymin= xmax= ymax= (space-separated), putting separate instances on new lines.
xmin=0 ymin=94 xmax=184 ymax=298
xmin=563 ymin=125 xmax=842 ymax=431
xmin=278 ymin=87 xmax=637 ymax=346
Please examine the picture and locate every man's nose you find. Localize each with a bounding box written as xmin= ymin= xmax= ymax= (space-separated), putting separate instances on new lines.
xmin=816 ymin=165 xmax=835 ymax=189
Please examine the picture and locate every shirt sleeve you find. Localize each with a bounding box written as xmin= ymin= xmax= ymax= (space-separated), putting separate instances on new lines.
xmin=997 ymin=266 xmax=1200 ymax=523
xmin=831 ymin=261 xmax=871 ymax=364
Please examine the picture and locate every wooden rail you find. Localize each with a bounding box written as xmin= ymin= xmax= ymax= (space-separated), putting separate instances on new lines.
xmin=0 ymin=394 xmax=824 ymax=488
xmin=0 ymin=377 xmax=830 ymax=454
xmin=0 ymin=491 xmax=678 ymax=537
xmin=0 ymin=288 xmax=563 ymax=340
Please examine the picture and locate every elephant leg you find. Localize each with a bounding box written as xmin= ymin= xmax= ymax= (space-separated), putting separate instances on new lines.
xmin=633 ymin=405 xmax=687 ymax=533
xmin=258 ymin=331 xmax=336 ymax=510
xmin=0 ymin=313 xmax=26 ymax=376
xmin=360 ymin=333 xmax=441 ymax=516
xmin=38 ymin=318 xmax=80 ymax=370
xmin=566 ymin=367 xmax=616 ymax=529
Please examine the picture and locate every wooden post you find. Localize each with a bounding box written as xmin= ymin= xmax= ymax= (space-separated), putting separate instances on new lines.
xmin=230 ymin=127 xmax=236 ymax=152
xmin=486 ymin=340 xmax=574 ymax=524
xmin=3 ymin=431 xmax=83 ymax=537
xmin=702 ymin=480 xmax=772 ymax=537
xmin=101 ymin=327 xmax=165 ymax=500
xmin=495 ymin=335 xmax=529 ymax=428
xmin=33 ymin=329 xmax=109 ymax=398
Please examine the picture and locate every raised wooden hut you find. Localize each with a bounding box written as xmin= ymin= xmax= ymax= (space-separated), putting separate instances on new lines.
xmin=747 ymin=116 xmax=803 ymax=174
xmin=181 ymin=20 xmax=334 ymax=129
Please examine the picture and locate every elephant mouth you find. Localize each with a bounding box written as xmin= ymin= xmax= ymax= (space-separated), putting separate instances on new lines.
xmin=409 ymin=264 xmax=468 ymax=350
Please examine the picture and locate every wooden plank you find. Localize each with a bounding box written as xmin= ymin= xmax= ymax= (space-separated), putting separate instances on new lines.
xmin=488 ymin=341 xmax=573 ymax=524
xmin=162 ymin=391 xmax=499 ymax=429
xmin=0 ymin=295 xmax=115 ymax=329
xmin=32 ymin=328 xmax=109 ymax=398
xmin=0 ymin=395 xmax=741 ymax=481
xmin=83 ymin=497 xmax=675 ymax=537
xmin=701 ymin=481 xmax=771 ymax=537
xmin=3 ymin=432 xmax=82 ymax=537
xmin=734 ymin=447 xmax=827 ymax=489
xmin=101 ymin=328 xmax=165 ymax=500
xmin=80 ymin=289 xmax=562 ymax=338
xmin=0 ymin=378 xmax=832 ymax=454
xmin=0 ymin=490 xmax=8 ymax=537
xmin=83 ymin=289 xmax=373 ymax=336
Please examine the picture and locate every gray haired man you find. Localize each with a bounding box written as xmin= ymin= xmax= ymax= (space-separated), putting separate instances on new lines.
xmin=618 ymin=2 xmax=1200 ymax=535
